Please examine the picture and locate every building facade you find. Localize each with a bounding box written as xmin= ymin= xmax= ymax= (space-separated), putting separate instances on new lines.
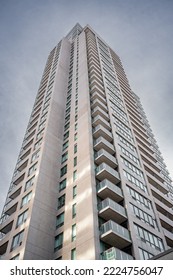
xmin=0 ymin=24 xmax=173 ymax=260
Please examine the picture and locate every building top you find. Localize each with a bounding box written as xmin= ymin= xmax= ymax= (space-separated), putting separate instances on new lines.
xmin=65 ymin=23 xmax=83 ymax=42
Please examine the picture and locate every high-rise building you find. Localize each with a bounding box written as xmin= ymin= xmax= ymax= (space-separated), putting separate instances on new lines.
xmin=0 ymin=23 xmax=173 ymax=260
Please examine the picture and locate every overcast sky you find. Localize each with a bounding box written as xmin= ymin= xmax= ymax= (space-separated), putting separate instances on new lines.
xmin=0 ymin=0 xmax=173 ymax=213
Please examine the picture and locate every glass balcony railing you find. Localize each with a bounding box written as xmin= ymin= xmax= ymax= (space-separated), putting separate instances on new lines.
xmin=100 ymin=220 xmax=131 ymax=248
xmin=94 ymin=137 xmax=115 ymax=154
xmin=93 ymin=125 xmax=113 ymax=141
xmin=96 ymin=163 xmax=120 ymax=184
xmin=97 ymin=179 xmax=123 ymax=202
xmin=98 ymin=198 xmax=127 ymax=223
xmin=102 ymin=247 xmax=133 ymax=260
xmin=95 ymin=149 xmax=118 ymax=168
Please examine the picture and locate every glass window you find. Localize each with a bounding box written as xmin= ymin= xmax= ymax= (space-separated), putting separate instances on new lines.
xmin=59 ymin=179 xmax=66 ymax=192
xmin=74 ymin=157 xmax=77 ymax=167
xmin=72 ymin=203 xmax=76 ymax=218
xmin=74 ymin=133 xmax=77 ymax=141
xmin=73 ymin=170 xmax=77 ymax=182
xmin=60 ymin=165 xmax=67 ymax=177
xmin=72 ymin=224 xmax=76 ymax=241
xmin=16 ymin=209 xmax=28 ymax=227
xmin=63 ymin=141 xmax=69 ymax=151
xmin=54 ymin=233 xmax=63 ymax=251
xmin=58 ymin=195 xmax=65 ymax=209
xmin=74 ymin=144 xmax=77 ymax=154
xmin=73 ymin=186 xmax=77 ymax=198
xmin=74 ymin=123 xmax=77 ymax=131
xmin=71 ymin=248 xmax=76 ymax=260
xmin=31 ymin=150 xmax=40 ymax=163
xmin=28 ymin=163 xmax=37 ymax=176
xmin=21 ymin=192 xmax=32 ymax=207
xmin=11 ymin=230 xmax=24 ymax=251
xmin=25 ymin=176 xmax=35 ymax=191
xmin=63 ymin=131 xmax=69 ymax=141
xmin=56 ymin=212 xmax=64 ymax=228
xmin=61 ymin=152 xmax=68 ymax=163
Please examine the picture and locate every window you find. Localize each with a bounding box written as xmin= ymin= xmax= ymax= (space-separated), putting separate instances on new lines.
xmin=74 ymin=157 xmax=77 ymax=167
xmin=60 ymin=165 xmax=67 ymax=177
xmin=63 ymin=131 xmax=69 ymax=141
xmin=75 ymin=115 xmax=78 ymax=122
xmin=73 ymin=170 xmax=77 ymax=182
xmin=31 ymin=150 xmax=40 ymax=163
xmin=72 ymin=224 xmax=76 ymax=241
xmin=16 ymin=209 xmax=28 ymax=227
xmin=139 ymin=248 xmax=154 ymax=260
xmin=11 ymin=230 xmax=24 ymax=251
xmin=59 ymin=179 xmax=66 ymax=192
xmin=134 ymin=224 xmax=164 ymax=252
xmin=28 ymin=163 xmax=37 ymax=176
xmin=127 ymin=186 xmax=152 ymax=209
xmin=74 ymin=144 xmax=77 ymax=154
xmin=122 ymin=158 xmax=143 ymax=178
xmin=58 ymin=194 xmax=65 ymax=209
xmin=123 ymin=170 xmax=148 ymax=193
xmin=54 ymin=233 xmax=63 ymax=251
xmin=63 ymin=141 xmax=69 ymax=151
xmin=74 ymin=133 xmax=77 ymax=141
xmin=74 ymin=123 xmax=77 ymax=131
xmin=73 ymin=185 xmax=77 ymax=198
xmin=34 ymin=138 xmax=42 ymax=150
xmin=64 ymin=122 xmax=70 ymax=131
xmin=61 ymin=152 xmax=68 ymax=163
xmin=130 ymin=203 xmax=157 ymax=229
xmin=56 ymin=212 xmax=64 ymax=228
xmin=21 ymin=192 xmax=32 ymax=207
xmin=72 ymin=203 xmax=76 ymax=218
xmin=71 ymin=248 xmax=76 ymax=260
xmin=25 ymin=176 xmax=35 ymax=191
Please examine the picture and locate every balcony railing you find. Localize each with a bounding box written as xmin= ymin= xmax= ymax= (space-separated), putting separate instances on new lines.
xmin=92 ymin=106 xmax=109 ymax=121
xmin=96 ymin=163 xmax=120 ymax=184
xmin=93 ymin=125 xmax=112 ymax=142
xmin=98 ymin=198 xmax=127 ymax=223
xmin=100 ymin=220 xmax=131 ymax=249
xmin=92 ymin=115 xmax=111 ymax=131
xmin=94 ymin=137 xmax=115 ymax=154
xmin=102 ymin=247 xmax=133 ymax=260
xmin=97 ymin=179 xmax=123 ymax=202
xmin=95 ymin=149 xmax=118 ymax=168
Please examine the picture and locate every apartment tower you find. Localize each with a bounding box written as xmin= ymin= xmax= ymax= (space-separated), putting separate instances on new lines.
xmin=0 ymin=24 xmax=173 ymax=260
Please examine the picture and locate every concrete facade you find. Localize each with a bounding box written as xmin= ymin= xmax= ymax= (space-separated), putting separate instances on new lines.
xmin=0 ymin=24 xmax=173 ymax=260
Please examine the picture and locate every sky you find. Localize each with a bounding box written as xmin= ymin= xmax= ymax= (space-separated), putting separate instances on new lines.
xmin=0 ymin=0 xmax=173 ymax=213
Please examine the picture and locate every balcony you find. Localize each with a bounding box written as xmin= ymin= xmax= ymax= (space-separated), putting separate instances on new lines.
xmin=102 ymin=247 xmax=133 ymax=260
xmin=92 ymin=115 xmax=111 ymax=131
xmin=98 ymin=198 xmax=127 ymax=223
xmin=163 ymin=228 xmax=173 ymax=247
xmin=150 ymin=185 xmax=173 ymax=208
xmin=90 ymin=91 xmax=107 ymax=105
xmin=13 ymin=172 xmax=25 ymax=186
xmin=97 ymin=179 xmax=123 ymax=202
xmin=90 ymin=82 xmax=105 ymax=97
xmin=94 ymin=137 xmax=115 ymax=155
xmin=93 ymin=125 xmax=112 ymax=142
xmin=100 ymin=220 xmax=132 ymax=249
xmin=4 ymin=202 xmax=18 ymax=216
xmin=92 ymin=106 xmax=109 ymax=121
xmin=95 ymin=149 xmax=118 ymax=168
xmin=91 ymin=99 xmax=108 ymax=112
xmin=96 ymin=163 xmax=120 ymax=184
xmin=148 ymin=176 xmax=169 ymax=195
xmin=0 ymin=220 xmax=13 ymax=237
